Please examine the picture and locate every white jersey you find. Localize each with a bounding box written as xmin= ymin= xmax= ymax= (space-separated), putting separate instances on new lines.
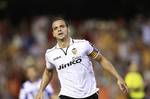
xmin=19 ymin=79 xmax=53 ymax=99
xmin=45 ymin=38 xmax=99 ymax=98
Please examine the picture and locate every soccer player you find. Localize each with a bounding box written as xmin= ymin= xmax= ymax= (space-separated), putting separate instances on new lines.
xmin=36 ymin=16 xmax=128 ymax=99
xmin=19 ymin=65 xmax=53 ymax=99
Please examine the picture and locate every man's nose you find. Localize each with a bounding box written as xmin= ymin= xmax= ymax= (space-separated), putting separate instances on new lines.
xmin=58 ymin=28 xmax=62 ymax=32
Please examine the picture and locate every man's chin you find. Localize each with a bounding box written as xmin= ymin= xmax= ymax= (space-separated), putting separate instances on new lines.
xmin=56 ymin=36 xmax=65 ymax=40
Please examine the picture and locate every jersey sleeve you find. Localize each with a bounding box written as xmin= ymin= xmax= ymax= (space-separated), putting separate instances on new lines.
xmin=85 ymin=40 xmax=94 ymax=55
xmin=85 ymin=40 xmax=100 ymax=59
xmin=45 ymin=53 xmax=55 ymax=69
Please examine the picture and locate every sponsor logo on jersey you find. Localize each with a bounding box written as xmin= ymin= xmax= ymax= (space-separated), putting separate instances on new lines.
xmin=53 ymin=56 xmax=61 ymax=61
xmin=58 ymin=56 xmax=82 ymax=70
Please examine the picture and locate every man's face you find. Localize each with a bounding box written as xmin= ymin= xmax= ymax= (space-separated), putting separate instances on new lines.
xmin=26 ymin=67 xmax=37 ymax=82
xmin=52 ymin=20 xmax=69 ymax=40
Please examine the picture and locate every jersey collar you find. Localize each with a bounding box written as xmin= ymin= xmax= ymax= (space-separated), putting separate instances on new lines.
xmin=56 ymin=38 xmax=74 ymax=48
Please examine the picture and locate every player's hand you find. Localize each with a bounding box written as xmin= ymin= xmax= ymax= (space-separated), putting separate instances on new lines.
xmin=35 ymin=91 xmax=44 ymax=99
xmin=117 ymin=77 xmax=128 ymax=94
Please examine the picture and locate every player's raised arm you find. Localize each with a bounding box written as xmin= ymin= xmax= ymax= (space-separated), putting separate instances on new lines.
xmin=89 ymin=50 xmax=128 ymax=94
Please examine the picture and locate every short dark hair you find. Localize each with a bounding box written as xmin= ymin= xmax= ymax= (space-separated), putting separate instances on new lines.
xmin=50 ymin=16 xmax=69 ymax=29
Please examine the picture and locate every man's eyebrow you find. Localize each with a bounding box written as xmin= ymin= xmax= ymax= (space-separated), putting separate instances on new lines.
xmin=53 ymin=26 xmax=58 ymax=30
xmin=60 ymin=24 xmax=65 ymax=27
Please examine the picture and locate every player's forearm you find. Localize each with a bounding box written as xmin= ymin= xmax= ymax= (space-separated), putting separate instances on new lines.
xmin=100 ymin=56 xmax=121 ymax=80
xmin=39 ymin=68 xmax=53 ymax=92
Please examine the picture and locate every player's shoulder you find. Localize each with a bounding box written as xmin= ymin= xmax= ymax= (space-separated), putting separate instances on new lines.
xmin=73 ymin=39 xmax=91 ymax=46
xmin=45 ymin=46 xmax=57 ymax=54
xmin=20 ymin=81 xmax=31 ymax=89
xmin=73 ymin=39 xmax=89 ymax=43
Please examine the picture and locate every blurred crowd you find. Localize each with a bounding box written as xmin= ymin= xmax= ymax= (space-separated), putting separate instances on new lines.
xmin=0 ymin=14 xmax=150 ymax=99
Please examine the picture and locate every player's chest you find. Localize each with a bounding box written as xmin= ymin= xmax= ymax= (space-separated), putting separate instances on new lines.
xmin=51 ymin=45 xmax=86 ymax=66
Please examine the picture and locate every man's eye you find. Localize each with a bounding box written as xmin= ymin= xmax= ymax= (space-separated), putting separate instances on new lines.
xmin=54 ymin=27 xmax=57 ymax=30
xmin=60 ymin=25 xmax=65 ymax=28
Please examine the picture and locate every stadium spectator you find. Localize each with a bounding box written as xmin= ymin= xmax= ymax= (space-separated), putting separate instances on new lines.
xmin=19 ymin=65 xmax=53 ymax=99
xmin=125 ymin=61 xmax=145 ymax=99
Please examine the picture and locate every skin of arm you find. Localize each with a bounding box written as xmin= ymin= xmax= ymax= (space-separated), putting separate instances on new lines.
xmin=89 ymin=50 xmax=128 ymax=94
xmin=95 ymin=54 xmax=121 ymax=80
xmin=36 ymin=68 xmax=53 ymax=99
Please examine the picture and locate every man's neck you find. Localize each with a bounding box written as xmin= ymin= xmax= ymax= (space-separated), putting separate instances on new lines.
xmin=29 ymin=78 xmax=38 ymax=83
xmin=57 ymin=37 xmax=70 ymax=48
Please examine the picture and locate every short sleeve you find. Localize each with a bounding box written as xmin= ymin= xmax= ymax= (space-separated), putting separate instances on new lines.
xmin=45 ymin=53 xmax=54 ymax=69
xmin=85 ymin=40 xmax=94 ymax=55
xmin=85 ymin=40 xmax=100 ymax=59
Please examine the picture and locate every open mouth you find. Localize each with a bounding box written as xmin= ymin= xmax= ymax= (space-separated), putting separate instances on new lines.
xmin=58 ymin=33 xmax=63 ymax=35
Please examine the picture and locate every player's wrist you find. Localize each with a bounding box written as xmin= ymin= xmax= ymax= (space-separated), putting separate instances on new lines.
xmin=117 ymin=76 xmax=124 ymax=83
xmin=116 ymin=75 xmax=123 ymax=81
xmin=38 ymin=88 xmax=44 ymax=93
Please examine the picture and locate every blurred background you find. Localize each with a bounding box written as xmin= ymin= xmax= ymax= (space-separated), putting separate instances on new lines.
xmin=0 ymin=0 xmax=150 ymax=99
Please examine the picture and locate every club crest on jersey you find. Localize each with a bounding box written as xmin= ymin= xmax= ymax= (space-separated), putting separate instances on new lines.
xmin=72 ymin=48 xmax=77 ymax=55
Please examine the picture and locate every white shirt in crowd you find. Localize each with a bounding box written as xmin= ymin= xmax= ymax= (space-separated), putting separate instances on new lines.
xmin=19 ymin=79 xmax=53 ymax=99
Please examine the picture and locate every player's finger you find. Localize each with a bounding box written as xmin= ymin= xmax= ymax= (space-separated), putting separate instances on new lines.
xmin=121 ymin=84 xmax=128 ymax=94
